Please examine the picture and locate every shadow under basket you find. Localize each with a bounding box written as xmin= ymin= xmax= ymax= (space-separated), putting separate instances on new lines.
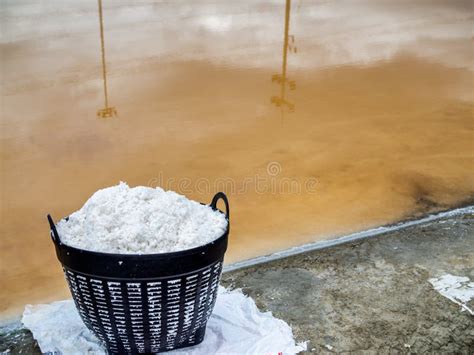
xmin=47 ymin=192 xmax=230 ymax=354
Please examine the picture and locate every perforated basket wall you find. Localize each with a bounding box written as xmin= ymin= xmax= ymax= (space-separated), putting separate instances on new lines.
xmin=63 ymin=260 xmax=223 ymax=354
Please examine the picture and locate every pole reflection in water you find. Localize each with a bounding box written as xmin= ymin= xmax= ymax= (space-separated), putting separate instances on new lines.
xmin=97 ymin=0 xmax=117 ymax=119
xmin=271 ymin=0 xmax=297 ymax=116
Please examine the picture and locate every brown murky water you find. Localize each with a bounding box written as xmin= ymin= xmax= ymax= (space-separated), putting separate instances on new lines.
xmin=1 ymin=0 xmax=473 ymax=318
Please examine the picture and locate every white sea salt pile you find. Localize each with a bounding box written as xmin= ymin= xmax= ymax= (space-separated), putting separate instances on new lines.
xmin=56 ymin=182 xmax=228 ymax=254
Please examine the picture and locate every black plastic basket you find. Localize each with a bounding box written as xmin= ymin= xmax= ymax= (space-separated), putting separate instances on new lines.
xmin=47 ymin=192 xmax=230 ymax=354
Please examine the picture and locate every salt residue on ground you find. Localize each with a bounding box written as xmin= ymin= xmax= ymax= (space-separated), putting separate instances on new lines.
xmin=22 ymin=286 xmax=306 ymax=355
xmin=56 ymin=182 xmax=228 ymax=254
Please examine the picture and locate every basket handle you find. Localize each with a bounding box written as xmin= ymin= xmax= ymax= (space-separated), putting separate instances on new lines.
xmin=210 ymin=192 xmax=229 ymax=219
xmin=47 ymin=214 xmax=61 ymax=244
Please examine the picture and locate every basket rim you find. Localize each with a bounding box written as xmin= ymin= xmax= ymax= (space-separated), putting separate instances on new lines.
xmin=61 ymin=257 xmax=223 ymax=281
xmin=53 ymin=211 xmax=229 ymax=259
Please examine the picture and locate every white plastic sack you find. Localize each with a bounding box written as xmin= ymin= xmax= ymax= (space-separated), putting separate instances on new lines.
xmin=428 ymin=274 xmax=474 ymax=315
xmin=22 ymin=286 xmax=306 ymax=355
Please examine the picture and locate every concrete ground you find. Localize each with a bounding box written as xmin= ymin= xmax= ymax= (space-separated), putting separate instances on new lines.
xmin=1 ymin=211 xmax=473 ymax=354
xmin=221 ymin=212 xmax=474 ymax=353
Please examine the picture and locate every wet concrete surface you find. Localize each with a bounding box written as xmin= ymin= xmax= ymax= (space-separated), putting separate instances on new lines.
xmin=2 ymin=210 xmax=473 ymax=353
xmin=220 ymin=211 xmax=474 ymax=353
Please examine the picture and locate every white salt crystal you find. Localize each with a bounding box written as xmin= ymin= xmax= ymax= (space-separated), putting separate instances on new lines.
xmin=56 ymin=182 xmax=228 ymax=254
